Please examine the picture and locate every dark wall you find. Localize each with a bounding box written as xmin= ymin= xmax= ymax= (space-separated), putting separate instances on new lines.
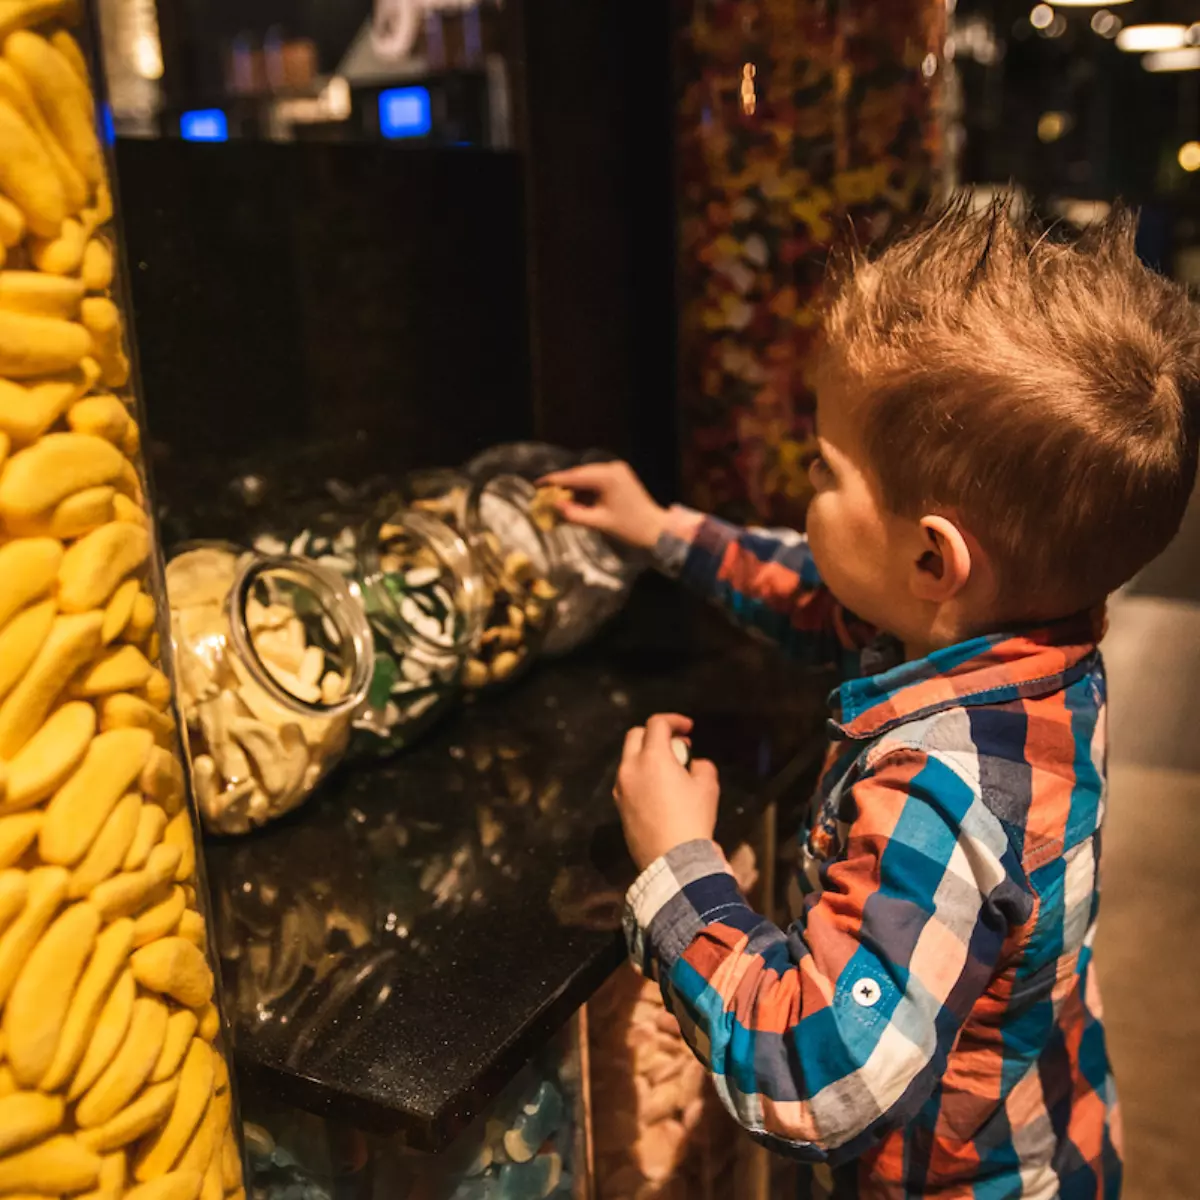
xmin=116 ymin=138 xmax=532 ymax=529
xmin=518 ymin=0 xmax=678 ymax=501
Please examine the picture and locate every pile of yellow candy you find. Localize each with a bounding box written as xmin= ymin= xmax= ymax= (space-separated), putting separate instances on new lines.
xmin=0 ymin=4 xmax=244 ymax=1199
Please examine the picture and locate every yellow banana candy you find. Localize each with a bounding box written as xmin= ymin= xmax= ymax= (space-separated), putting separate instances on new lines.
xmin=4 ymin=898 xmax=99 ymax=1085
xmin=0 ymin=597 xmax=54 ymax=712
xmin=59 ymin=522 xmax=150 ymax=614
xmin=96 ymin=693 xmax=175 ymax=749
xmin=123 ymin=803 xmax=167 ymax=872
xmin=0 ymin=269 xmax=83 ymax=317
xmin=67 ymin=967 xmax=134 ymax=1101
xmin=40 ymin=916 xmax=133 ymax=1092
xmin=67 ymin=791 xmax=140 ymax=898
xmin=88 ymin=841 xmax=180 ymax=921
xmin=174 ymin=910 xmax=206 ymax=951
xmin=0 ymin=191 xmax=22 ymax=244
xmin=0 ymin=361 xmax=94 ymax=445
xmin=40 ymin=727 xmax=153 ymax=865
xmin=5 ymin=699 xmax=95 ymax=811
xmin=0 ymin=1089 xmax=63 ymax=1154
xmin=0 ymin=814 xmax=38 ymax=868
xmin=5 ymin=31 xmax=103 ymax=186
xmin=0 ymin=431 xmax=125 ymax=520
xmin=68 ymin=393 xmax=129 ymax=443
xmin=135 ymin=1037 xmax=213 ymax=1181
xmin=0 ymin=58 xmax=85 ymax=211
xmin=101 ymin=577 xmax=139 ymax=644
xmin=74 ymin=643 xmax=155 ymax=697
xmin=132 ymin=884 xmax=184 ymax=948
xmin=0 ymin=93 xmax=63 ymax=237
xmin=0 ymin=865 xmax=66 ymax=1005
xmin=0 ymin=536 xmax=60 ymax=628
xmin=130 ymin=936 xmax=212 ymax=1009
xmin=0 ymin=2 xmax=82 ymax=45
xmin=150 ymin=1009 xmax=197 ymax=1085
xmin=0 ymin=1134 xmax=101 ymax=1195
xmin=81 ymin=236 xmax=112 ymax=292
xmin=0 ymin=869 xmax=23 ymax=934
xmin=0 ymin=610 xmax=103 ymax=757
xmin=76 ymin=1148 xmax=127 ymax=1200
xmin=163 ymin=809 xmax=196 ymax=882
xmin=140 ymin=745 xmax=184 ymax=815
xmin=77 ymin=1074 xmax=179 ymax=1153
xmin=75 ymin=993 xmax=168 ymax=1127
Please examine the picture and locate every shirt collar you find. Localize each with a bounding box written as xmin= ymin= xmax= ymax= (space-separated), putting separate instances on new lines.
xmin=829 ymin=609 xmax=1105 ymax=741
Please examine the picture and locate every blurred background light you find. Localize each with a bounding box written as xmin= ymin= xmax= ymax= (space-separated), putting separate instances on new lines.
xmin=1116 ymin=24 xmax=1187 ymax=52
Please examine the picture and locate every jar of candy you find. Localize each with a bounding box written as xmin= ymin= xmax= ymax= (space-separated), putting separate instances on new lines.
xmin=406 ymin=469 xmax=562 ymax=690
xmin=165 ymin=544 xmax=374 ymax=834
xmin=465 ymin=443 xmax=640 ymax=654
xmin=350 ymin=502 xmax=486 ymax=746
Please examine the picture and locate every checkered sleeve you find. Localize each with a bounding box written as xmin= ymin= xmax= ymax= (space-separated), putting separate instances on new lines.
xmin=651 ymin=505 xmax=872 ymax=668
xmin=623 ymin=748 xmax=1034 ymax=1162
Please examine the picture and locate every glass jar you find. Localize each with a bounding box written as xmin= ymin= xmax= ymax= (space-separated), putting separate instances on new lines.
xmin=253 ymin=497 xmax=484 ymax=756
xmin=465 ymin=443 xmax=641 ymax=654
xmin=406 ymin=469 xmax=561 ymax=691
xmin=0 ymin=8 xmax=247 ymax=1196
xmin=165 ymin=543 xmax=374 ymax=834
xmin=350 ymin=503 xmax=485 ymax=749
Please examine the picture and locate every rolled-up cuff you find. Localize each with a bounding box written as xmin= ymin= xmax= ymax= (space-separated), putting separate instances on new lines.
xmin=623 ymin=838 xmax=743 ymax=974
xmin=651 ymin=505 xmax=707 ymax=578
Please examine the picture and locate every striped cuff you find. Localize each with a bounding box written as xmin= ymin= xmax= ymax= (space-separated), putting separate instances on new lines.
xmin=651 ymin=505 xmax=707 ymax=578
xmin=624 ymin=839 xmax=743 ymax=974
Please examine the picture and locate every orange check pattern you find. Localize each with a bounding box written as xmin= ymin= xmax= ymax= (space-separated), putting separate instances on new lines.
xmin=628 ymin=508 xmax=1122 ymax=1198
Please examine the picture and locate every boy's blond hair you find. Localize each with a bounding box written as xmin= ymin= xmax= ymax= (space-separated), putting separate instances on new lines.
xmin=823 ymin=197 xmax=1200 ymax=609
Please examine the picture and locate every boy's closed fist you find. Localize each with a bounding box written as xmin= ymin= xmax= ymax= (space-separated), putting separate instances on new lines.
xmin=539 ymin=461 xmax=667 ymax=550
xmin=615 ymin=714 xmax=720 ymax=871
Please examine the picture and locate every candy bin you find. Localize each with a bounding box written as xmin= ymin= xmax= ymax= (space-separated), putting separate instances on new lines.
xmin=165 ymin=544 xmax=374 ymax=835
xmin=0 ymin=7 xmax=247 ymax=1199
xmin=465 ymin=443 xmax=640 ymax=655
xmin=405 ymin=471 xmax=561 ymax=692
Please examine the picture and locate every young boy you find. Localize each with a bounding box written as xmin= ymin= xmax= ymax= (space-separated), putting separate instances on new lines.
xmin=545 ymin=201 xmax=1200 ymax=1198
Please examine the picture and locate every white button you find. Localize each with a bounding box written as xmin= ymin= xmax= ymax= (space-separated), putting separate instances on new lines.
xmin=851 ymin=978 xmax=881 ymax=1007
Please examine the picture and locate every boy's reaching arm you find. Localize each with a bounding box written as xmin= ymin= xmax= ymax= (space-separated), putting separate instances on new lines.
xmin=542 ymin=461 xmax=872 ymax=668
xmin=620 ymin=731 xmax=1034 ymax=1162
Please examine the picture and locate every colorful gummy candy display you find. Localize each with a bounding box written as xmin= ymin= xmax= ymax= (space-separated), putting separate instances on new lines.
xmin=675 ymin=0 xmax=945 ymax=526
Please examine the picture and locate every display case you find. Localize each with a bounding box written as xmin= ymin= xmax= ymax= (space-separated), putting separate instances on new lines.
xmin=0 ymin=6 xmax=245 ymax=1198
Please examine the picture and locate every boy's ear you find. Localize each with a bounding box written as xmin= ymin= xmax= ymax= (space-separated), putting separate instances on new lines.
xmin=911 ymin=515 xmax=972 ymax=602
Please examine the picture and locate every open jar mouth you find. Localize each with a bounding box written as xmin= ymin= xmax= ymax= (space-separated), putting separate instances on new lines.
xmin=465 ymin=472 xmax=569 ymax=592
xmin=227 ymin=553 xmax=376 ymax=718
xmin=356 ymin=504 xmax=486 ymax=655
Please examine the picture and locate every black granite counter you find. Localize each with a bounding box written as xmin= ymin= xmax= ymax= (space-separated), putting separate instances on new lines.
xmin=202 ymin=577 xmax=831 ymax=1152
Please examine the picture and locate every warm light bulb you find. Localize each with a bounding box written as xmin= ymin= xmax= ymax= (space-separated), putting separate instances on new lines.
xmin=1030 ymin=5 xmax=1055 ymax=29
xmin=1178 ymin=141 xmax=1200 ymax=172
xmin=1115 ymin=24 xmax=1187 ymax=52
xmin=1144 ymin=48 xmax=1200 ymax=72
xmin=1091 ymin=10 xmax=1122 ymax=37
xmin=1048 ymin=0 xmax=1130 ymax=5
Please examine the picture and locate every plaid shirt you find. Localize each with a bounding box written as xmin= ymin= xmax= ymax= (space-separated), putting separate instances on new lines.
xmin=627 ymin=508 xmax=1122 ymax=1199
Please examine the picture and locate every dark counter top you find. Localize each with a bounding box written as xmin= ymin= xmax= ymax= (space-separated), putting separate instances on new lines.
xmin=202 ymin=577 xmax=831 ymax=1152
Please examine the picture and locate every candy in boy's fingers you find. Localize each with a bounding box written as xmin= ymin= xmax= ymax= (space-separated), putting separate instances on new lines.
xmin=670 ymin=737 xmax=691 ymax=768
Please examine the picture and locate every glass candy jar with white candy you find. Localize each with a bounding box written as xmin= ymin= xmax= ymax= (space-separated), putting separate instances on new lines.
xmin=349 ymin=503 xmax=485 ymax=751
xmin=465 ymin=443 xmax=641 ymax=654
xmin=405 ymin=469 xmax=562 ymax=690
xmin=165 ymin=544 xmax=374 ymax=834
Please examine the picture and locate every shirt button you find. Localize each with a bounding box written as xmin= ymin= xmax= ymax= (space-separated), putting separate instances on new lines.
xmin=852 ymin=978 xmax=881 ymax=1007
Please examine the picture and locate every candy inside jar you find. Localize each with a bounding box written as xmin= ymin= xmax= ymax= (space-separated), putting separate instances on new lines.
xmin=166 ymin=544 xmax=374 ymax=834
xmin=407 ymin=471 xmax=562 ymax=690
xmin=465 ymin=443 xmax=640 ymax=655
xmin=351 ymin=505 xmax=485 ymax=748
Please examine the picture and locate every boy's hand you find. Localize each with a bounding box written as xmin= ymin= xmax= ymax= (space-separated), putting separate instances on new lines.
xmin=539 ymin=461 xmax=667 ymax=550
xmin=614 ymin=714 xmax=720 ymax=871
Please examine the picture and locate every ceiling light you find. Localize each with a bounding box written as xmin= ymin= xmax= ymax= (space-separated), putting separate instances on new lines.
xmin=1178 ymin=141 xmax=1200 ymax=173
xmin=1116 ymin=24 xmax=1187 ymax=52
xmin=1144 ymin=47 xmax=1200 ymax=71
xmin=1030 ymin=4 xmax=1054 ymax=29
xmin=1049 ymin=0 xmax=1130 ymax=5
xmin=1091 ymin=10 xmax=1121 ymax=37
xmin=1038 ymin=111 xmax=1071 ymax=141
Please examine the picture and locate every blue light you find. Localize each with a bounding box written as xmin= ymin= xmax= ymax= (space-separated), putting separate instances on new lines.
xmin=101 ymin=104 xmax=115 ymax=146
xmin=378 ymin=87 xmax=431 ymax=139
xmin=180 ymin=109 xmax=228 ymax=143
